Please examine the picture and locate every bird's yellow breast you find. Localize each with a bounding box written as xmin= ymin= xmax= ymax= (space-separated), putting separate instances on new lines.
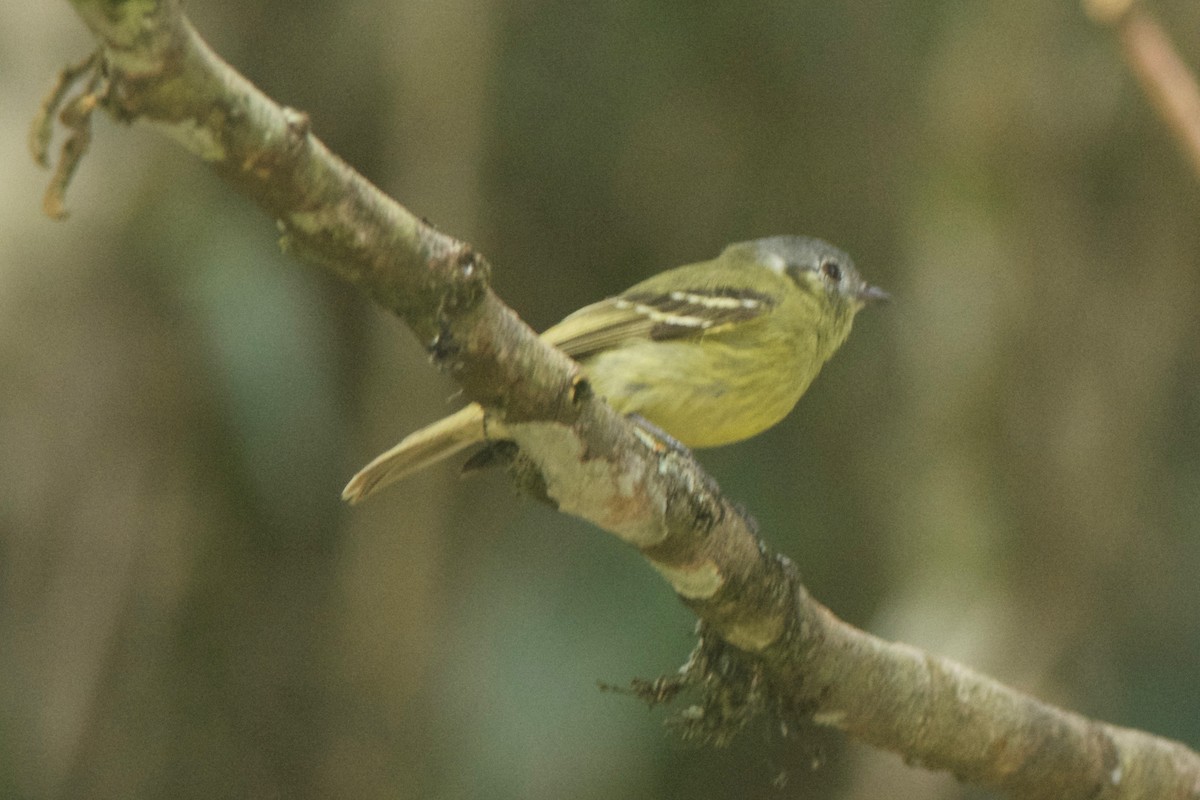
xmin=580 ymin=316 xmax=823 ymax=448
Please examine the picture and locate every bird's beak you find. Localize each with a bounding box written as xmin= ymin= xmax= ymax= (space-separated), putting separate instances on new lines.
xmin=858 ymin=284 xmax=890 ymax=305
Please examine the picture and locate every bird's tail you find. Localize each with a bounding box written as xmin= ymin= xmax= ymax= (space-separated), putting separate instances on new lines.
xmin=342 ymin=404 xmax=487 ymax=504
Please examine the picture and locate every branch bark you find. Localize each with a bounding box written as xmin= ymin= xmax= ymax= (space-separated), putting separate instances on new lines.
xmin=44 ymin=1 xmax=1200 ymax=797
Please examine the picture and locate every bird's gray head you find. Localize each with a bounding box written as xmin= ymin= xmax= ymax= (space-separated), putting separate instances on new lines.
xmin=726 ymin=235 xmax=888 ymax=309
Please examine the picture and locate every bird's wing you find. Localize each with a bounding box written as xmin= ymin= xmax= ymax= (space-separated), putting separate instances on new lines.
xmin=542 ymin=287 xmax=776 ymax=360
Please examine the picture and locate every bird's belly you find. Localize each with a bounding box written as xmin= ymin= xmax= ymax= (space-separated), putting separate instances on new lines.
xmin=583 ymin=339 xmax=814 ymax=448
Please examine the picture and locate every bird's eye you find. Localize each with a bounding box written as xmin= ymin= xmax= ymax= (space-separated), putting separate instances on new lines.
xmin=821 ymin=260 xmax=842 ymax=283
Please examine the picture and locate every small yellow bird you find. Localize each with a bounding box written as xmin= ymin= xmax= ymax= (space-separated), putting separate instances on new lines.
xmin=343 ymin=236 xmax=884 ymax=503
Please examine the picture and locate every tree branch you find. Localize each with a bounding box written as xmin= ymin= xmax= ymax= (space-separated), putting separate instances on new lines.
xmin=43 ymin=1 xmax=1200 ymax=797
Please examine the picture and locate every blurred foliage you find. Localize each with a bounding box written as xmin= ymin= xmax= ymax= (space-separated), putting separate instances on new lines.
xmin=2 ymin=1 xmax=1200 ymax=799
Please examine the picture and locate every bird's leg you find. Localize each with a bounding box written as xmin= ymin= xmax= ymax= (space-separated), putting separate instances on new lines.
xmin=627 ymin=414 xmax=694 ymax=459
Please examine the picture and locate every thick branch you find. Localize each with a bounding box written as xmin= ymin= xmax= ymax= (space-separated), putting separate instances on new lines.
xmin=50 ymin=2 xmax=1200 ymax=797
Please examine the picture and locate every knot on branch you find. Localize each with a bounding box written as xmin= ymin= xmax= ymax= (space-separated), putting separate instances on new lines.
xmin=441 ymin=244 xmax=491 ymax=312
xmin=426 ymin=243 xmax=492 ymax=360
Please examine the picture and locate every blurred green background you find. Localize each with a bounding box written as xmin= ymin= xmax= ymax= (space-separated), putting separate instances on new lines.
xmin=3 ymin=2 xmax=1200 ymax=798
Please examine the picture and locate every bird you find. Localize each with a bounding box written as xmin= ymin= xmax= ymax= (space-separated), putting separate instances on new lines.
xmin=343 ymin=235 xmax=885 ymax=503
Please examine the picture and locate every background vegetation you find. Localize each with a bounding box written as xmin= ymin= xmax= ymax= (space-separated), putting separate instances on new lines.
xmin=2 ymin=2 xmax=1199 ymax=798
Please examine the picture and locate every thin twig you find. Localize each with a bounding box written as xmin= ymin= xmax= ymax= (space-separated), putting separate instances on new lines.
xmin=29 ymin=51 xmax=104 ymax=219
xmin=28 ymin=50 xmax=97 ymax=166
xmin=1088 ymin=1 xmax=1200 ymax=181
